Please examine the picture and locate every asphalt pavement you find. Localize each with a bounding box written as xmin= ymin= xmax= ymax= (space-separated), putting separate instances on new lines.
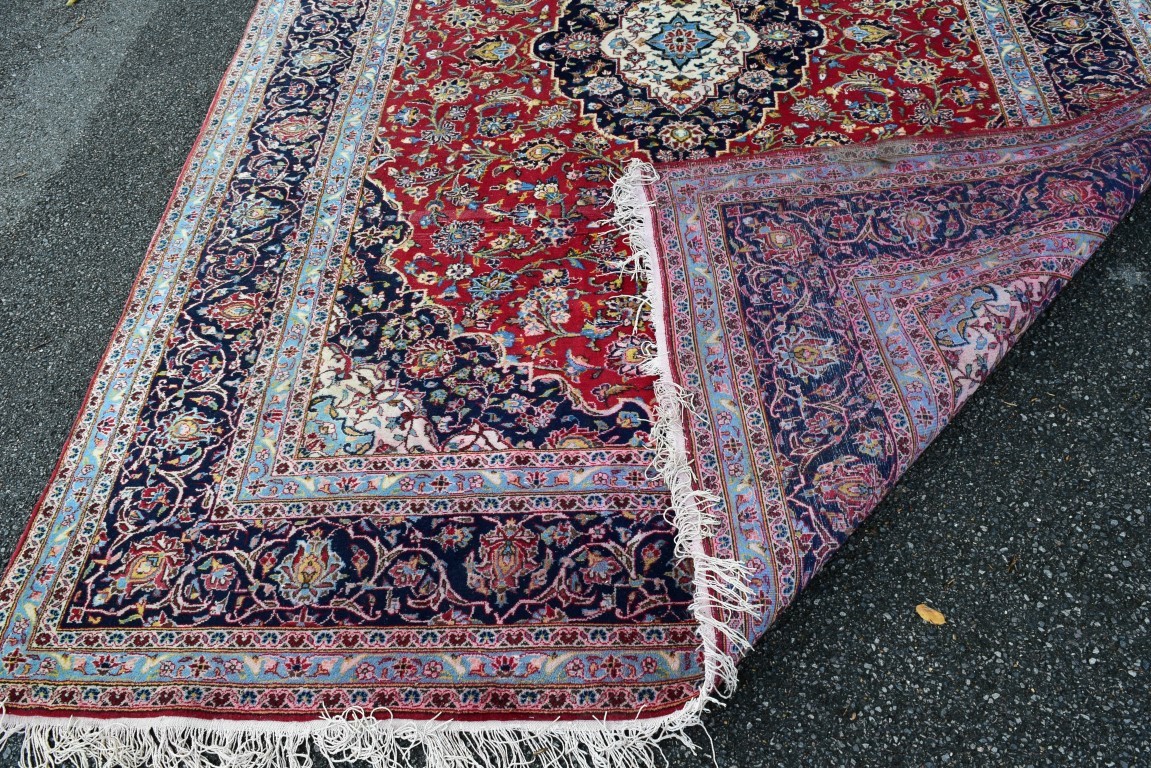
xmin=0 ymin=1 xmax=1147 ymax=766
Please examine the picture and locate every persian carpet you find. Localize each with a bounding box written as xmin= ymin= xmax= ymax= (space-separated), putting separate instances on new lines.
xmin=0 ymin=0 xmax=1147 ymax=764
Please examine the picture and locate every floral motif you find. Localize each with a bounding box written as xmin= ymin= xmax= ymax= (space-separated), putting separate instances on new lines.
xmin=468 ymin=520 xmax=542 ymax=605
xmin=771 ymin=327 xmax=843 ymax=380
xmin=273 ymin=534 xmax=346 ymax=606
xmin=104 ymin=534 xmax=187 ymax=602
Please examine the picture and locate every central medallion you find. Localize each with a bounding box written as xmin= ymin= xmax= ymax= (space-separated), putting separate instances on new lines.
xmin=602 ymin=0 xmax=758 ymax=114
xmin=535 ymin=0 xmax=823 ymax=158
xmin=648 ymin=14 xmax=719 ymax=70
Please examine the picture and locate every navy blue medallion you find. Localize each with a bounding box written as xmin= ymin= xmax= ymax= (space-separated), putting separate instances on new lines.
xmin=534 ymin=0 xmax=823 ymax=159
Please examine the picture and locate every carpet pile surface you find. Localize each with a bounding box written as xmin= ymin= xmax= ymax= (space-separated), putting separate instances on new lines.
xmin=0 ymin=0 xmax=1146 ymax=764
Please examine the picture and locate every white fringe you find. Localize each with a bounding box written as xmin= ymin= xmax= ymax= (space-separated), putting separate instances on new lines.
xmin=607 ymin=158 xmax=755 ymax=676
xmin=0 ymin=159 xmax=754 ymax=768
xmin=0 ymin=712 xmax=695 ymax=768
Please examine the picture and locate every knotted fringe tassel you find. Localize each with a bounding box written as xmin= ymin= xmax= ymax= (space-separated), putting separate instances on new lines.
xmin=0 ymin=159 xmax=755 ymax=768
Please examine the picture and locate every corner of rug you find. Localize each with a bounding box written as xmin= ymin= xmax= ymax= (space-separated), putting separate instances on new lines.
xmin=0 ymin=161 xmax=759 ymax=768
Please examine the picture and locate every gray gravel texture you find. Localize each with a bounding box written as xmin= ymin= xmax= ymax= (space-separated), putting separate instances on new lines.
xmin=0 ymin=2 xmax=1148 ymax=766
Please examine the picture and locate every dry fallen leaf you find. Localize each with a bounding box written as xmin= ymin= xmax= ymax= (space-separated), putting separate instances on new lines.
xmin=915 ymin=603 xmax=947 ymax=625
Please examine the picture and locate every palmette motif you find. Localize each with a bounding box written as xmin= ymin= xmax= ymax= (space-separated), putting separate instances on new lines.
xmin=0 ymin=0 xmax=1147 ymax=760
